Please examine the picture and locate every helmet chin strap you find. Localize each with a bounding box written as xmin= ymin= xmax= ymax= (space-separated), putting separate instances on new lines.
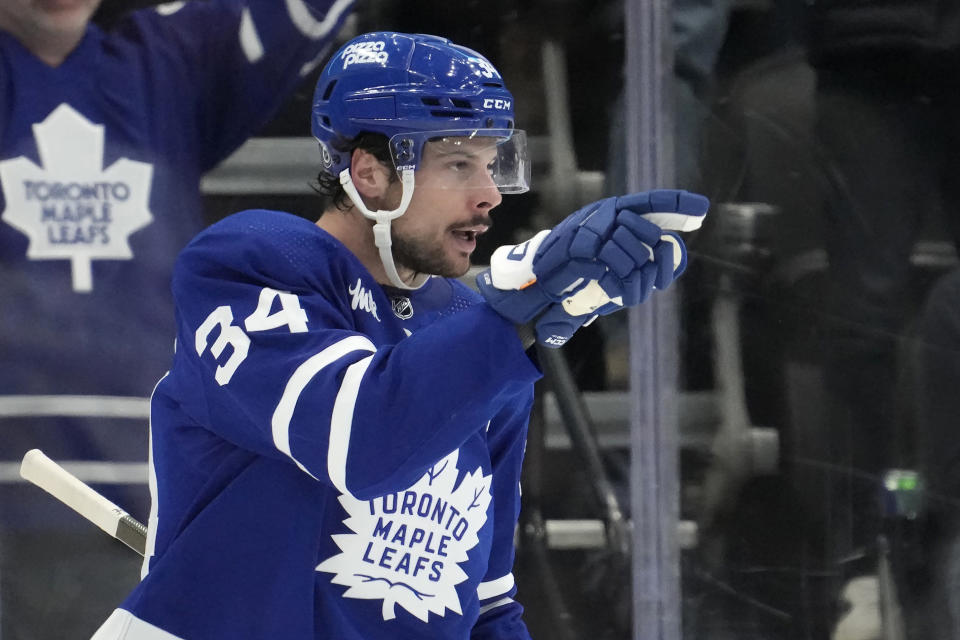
xmin=339 ymin=168 xmax=428 ymax=290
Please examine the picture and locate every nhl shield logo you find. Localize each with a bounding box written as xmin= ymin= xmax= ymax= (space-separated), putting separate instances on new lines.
xmin=391 ymin=295 xmax=413 ymax=319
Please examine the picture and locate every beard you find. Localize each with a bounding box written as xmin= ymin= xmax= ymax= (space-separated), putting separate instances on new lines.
xmin=391 ymin=228 xmax=470 ymax=279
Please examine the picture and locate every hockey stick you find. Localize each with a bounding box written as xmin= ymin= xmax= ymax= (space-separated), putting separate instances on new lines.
xmin=19 ymin=449 xmax=148 ymax=556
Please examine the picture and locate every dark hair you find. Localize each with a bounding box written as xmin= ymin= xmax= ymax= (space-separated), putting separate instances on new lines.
xmin=313 ymin=132 xmax=395 ymax=212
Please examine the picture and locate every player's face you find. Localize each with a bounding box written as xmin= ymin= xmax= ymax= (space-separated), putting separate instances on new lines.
xmin=388 ymin=138 xmax=503 ymax=279
xmin=0 ymin=0 xmax=102 ymax=44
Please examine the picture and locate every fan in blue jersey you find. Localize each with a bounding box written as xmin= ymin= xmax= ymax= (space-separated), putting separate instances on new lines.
xmin=0 ymin=0 xmax=355 ymax=635
xmin=92 ymin=32 xmax=708 ymax=640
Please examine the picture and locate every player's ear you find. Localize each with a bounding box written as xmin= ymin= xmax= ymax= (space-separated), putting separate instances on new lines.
xmin=349 ymin=148 xmax=392 ymax=201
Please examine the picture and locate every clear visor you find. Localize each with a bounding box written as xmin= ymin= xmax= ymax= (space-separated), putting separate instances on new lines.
xmin=389 ymin=129 xmax=530 ymax=194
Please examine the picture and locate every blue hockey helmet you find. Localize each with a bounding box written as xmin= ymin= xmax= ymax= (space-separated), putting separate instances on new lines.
xmin=311 ymin=32 xmax=529 ymax=194
xmin=311 ymin=32 xmax=529 ymax=290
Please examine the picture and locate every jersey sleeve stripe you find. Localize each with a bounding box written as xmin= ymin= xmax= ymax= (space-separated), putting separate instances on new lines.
xmin=239 ymin=7 xmax=265 ymax=63
xmin=284 ymin=0 xmax=355 ymax=39
xmin=143 ymin=373 xmax=169 ymax=579
xmin=477 ymin=573 xmax=515 ymax=600
xmin=327 ymin=353 xmax=374 ymax=494
xmin=271 ymin=336 xmax=375 ymax=471
xmin=478 ymin=597 xmax=515 ymax=616
xmin=153 ymin=2 xmax=185 ymax=16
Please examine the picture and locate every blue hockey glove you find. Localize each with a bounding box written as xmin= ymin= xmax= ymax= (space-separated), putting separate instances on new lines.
xmin=477 ymin=189 xmax=709 ymax=347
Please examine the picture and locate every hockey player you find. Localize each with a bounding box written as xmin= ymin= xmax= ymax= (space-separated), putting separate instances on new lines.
xmin=92 ymin=31 xmax=709 ymax=639
xmin=0 ymin=0 xmax=354 ymax=634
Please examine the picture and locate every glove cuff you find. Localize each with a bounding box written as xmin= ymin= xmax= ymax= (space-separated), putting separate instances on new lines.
xmin=488 ymin=229 xmax=551 ymax=290
xmin=476 ymin=268 xmax=553 ymax=324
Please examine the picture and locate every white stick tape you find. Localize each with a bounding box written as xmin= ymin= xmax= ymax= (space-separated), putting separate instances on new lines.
xmin=19 ymin=448 xmax=128 ymax=537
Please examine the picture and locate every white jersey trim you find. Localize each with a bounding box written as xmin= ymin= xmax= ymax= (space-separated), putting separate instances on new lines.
xmin=142 ymin=425 xmax=157 ymax=579
xmin=153 ymin=2 xmax=186 ymax=16
xmin=327 ymin=353 xmax=374 ymax=494
xmin=478 ymin=597 xmax=514 ymax=616
xmin=239 ymin=7 xmax=265 ymax=63
xmin=285 ymin=0 xmax=354 ymax=39
xmin=271 ymin=336 xmax=375 ymax=477
xmin=142 ymin=374 xmax=167 ymax=579
xmin=90 ymin=609 xmax=184 ymax=640
xmin=477 ymin=573 xmax=515 ymax=600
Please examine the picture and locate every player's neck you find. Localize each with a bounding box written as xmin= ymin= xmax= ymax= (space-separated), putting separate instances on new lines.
xmin=316 ymin=210 xmax=416 ymax=287
xmin=6 ymin=26 xmax=86 ymax=67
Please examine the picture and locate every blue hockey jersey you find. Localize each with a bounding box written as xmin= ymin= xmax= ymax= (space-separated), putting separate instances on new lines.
xmin=98 ymin=210 xmax=541 ymax=639
xmin=0 ymin=0 xmax=354 ymax=527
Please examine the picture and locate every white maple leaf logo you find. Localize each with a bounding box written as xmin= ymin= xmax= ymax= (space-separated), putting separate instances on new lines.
xmin=317 ymin=449 xmax=492 ymax=622
xmin=0 ymin=104 xmax=154 ymax=292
